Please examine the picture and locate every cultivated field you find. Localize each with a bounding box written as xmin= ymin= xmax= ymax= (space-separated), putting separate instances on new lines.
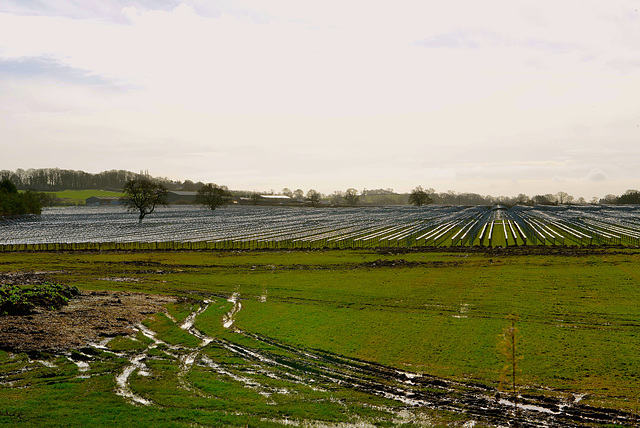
xmin=2 ymin=205 xmax=640 ymax=250
xmin=1 ymin=248 xmax=639 ymax=427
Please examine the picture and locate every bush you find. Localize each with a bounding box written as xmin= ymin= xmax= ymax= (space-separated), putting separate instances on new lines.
xmin=0 ymin=283 xmax=80 ymax=316
xmin=0 ymin=179 xmax=44 ymax=215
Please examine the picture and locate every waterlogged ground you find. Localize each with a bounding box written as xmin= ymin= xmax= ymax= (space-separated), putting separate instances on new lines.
xmin=0 ymin=294 xmax=468 ymax=427
xmin=2 ymin=294 xmax=634 ymax=427
xmin=1 ymin=248 xmax=640 ymax=426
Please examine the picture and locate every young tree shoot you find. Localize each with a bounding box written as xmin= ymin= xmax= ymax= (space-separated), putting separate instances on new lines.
xmin=498 ymin=314 xmax=523 ymax=426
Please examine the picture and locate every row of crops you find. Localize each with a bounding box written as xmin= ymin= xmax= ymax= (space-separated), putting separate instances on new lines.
xmin=1 ymin=205 xmax=640 ymax=251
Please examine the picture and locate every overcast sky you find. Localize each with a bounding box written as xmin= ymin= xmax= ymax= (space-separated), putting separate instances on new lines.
xmin=1 ymin=1 xmax=639 ymax=199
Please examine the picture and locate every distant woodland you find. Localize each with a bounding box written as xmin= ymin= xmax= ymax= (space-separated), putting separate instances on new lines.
xmin=1 ymin=168 xmax=639 ymax=207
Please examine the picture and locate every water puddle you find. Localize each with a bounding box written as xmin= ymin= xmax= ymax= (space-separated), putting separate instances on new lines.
xmin=223 ymin=292 xmax=242 ymax=329
xmin=97 ymin=277 xmax=142 ymax=283
xmin=452 ymin=303 xmax=470 ymax=318
xmin=201 ymin=354 xmax=272 ymax=397
xmin=498 ymin=398 xmax=559 ymax=415
xmin=67 ymin=357 xmax=90 ymax=372
xmin=115 ymin=351 xmax=154 ymax=406
xmin=180 ymin=300 xmax=211 ymax=331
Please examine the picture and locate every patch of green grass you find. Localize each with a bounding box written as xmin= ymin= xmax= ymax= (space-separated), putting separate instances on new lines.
xmin=49 ymin=189 xmax=124 ymax=204
xmin=107 ymin=332 xmax=154 ymax=352
xmin=193 ymin=299 xmax=233 ymax=337
xmin=165 ymin=300 xmax=202 ymax=325
xmin=142 ymin=313 xmax=202 ymax=348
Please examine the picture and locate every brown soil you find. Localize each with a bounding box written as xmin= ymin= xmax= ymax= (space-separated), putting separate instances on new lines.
xmin=0 ymin=290 xmax=176 ymax=353
xmin=376 ymin=244 xmax=638 ymax=256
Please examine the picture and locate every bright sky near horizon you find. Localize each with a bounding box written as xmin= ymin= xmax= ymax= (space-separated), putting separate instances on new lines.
xmin=1 ymin=1 xmax=639 ymax=199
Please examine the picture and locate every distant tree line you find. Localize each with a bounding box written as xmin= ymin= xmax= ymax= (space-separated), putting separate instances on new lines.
xmin=599 ymin=190 xmax=640 ymax=205
xmin=3 ymin=168 xmax=640 ymax=207
xmin=0 ymin=168 xmax=181 ymax=192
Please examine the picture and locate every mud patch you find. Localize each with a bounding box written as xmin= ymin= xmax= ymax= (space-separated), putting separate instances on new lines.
xmin=0 ymin=271 xmax=63 ymax=286
xmin=97 ymin=277 xmax=144 ymax=283
xmin=0 ymin=291 xmax=176 ymax=353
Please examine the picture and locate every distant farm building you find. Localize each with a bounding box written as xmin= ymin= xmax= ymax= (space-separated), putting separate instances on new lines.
xmin=85 ymin=196 xmax=122 ymax=206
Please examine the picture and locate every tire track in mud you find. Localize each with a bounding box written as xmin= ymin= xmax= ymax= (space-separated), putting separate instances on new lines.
xmin=106 ymin=295 xmax=635 ymax=426
xmin=216 ymin=330 xmax=635 ymax=427
xmin=215 ymin=295 xmax=637 ymax=427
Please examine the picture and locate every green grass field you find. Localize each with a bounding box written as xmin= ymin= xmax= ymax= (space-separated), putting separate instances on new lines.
xmin=48 ymin=189 xmax=123 ymax=204
xmin=1 ymin=248 xmax=639 ymax=426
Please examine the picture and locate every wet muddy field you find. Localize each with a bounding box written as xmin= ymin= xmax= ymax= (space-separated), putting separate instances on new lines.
xmin=1 ymin=286 xmax=635 ymax=427
xmin=2 ymin=247 xmax=639 ymax=426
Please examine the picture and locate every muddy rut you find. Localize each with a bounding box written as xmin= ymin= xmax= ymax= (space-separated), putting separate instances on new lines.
xmin=108 ymin=295 xmax=633 ymax=427
xmin=1 ymin=291 xmax=635 ymax=427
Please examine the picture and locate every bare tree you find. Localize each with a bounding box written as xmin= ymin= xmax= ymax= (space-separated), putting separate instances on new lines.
xmin=306 ymin=189 xmax=321 ymax=207
xmin=293 ymin=189 xmax=304 ymax=200
xmin=408 ymin=186 xmax=433 ymax=207
xmin=556 ymin=191 xmax=573 ymax=205
xmin=121 ymin=178 xmax=168 ymax=223
xmin=330 ymin=190 xmax=344 ymax=205
xmin=250 ymin=192 xmax=261 ymax=205
xmin=344 ymin=188 xmax=360 ymax=206
xmin=195 ymin=183 xmax=232 ymax=210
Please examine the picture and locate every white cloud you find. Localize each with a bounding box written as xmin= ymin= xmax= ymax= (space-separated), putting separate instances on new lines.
xmin=587 ymin=169 xmax=608 ymax=182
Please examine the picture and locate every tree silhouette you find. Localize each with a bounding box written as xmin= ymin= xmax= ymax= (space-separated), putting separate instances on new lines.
xmin=196 ymin=183 xmax=232 ymax=210
xmin=344 ymin=188 xmax=360 ymax=206
xmin=306 ymin=189 xmax=321 ymax=207
xmin=408 ymin=186 xmax=433 ymax=206
xmin=121 ymin=179 xmax=168 ymax=223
